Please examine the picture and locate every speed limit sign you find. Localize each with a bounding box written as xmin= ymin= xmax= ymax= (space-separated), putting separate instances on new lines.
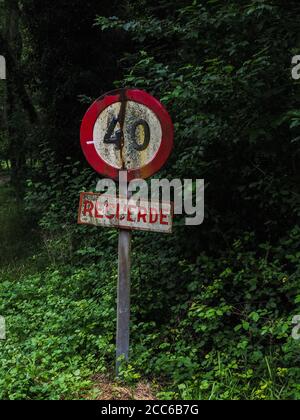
xmin=80 ymin=89 xmax=174 ymax=181
xmin=79 ymin=88 xmax=174 ymax=376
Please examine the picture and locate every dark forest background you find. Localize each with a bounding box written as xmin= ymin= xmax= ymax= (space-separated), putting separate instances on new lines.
xmin=0 ymin=0 xmax=300 ymax=400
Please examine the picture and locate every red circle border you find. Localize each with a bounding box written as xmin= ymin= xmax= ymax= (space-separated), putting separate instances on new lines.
xmin=80 ymin=89 xmax=174 ymax=181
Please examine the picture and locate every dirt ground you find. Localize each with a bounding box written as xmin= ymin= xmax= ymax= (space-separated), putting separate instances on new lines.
xmin=91 ymin=375 xmax=157 ymax=400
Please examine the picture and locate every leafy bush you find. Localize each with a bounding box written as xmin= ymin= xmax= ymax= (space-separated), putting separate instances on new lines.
xmin=1 ymin=0 xmax=300 ymax=400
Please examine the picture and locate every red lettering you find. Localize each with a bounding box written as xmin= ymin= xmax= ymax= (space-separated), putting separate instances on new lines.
xmin=127 ymin=205 xmax=136 ymax=223
xmin=160 ymin=210 xmax=169 ymax=225
xmin=105 ymin=203 xmax=115 ymax=219
xmin=149 ymin=207 xmax=158 ymax=224
xmin=83 ymin=200 xmax=94 ymax=217
xmin=137 ymin=206 xmax=147 ymax=223
xmin=95 ymin=201 xmax=103 ymax=219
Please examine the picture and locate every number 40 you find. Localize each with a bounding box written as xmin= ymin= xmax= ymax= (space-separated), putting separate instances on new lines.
xmin=104 ymin=116 xmax=150 ymax=151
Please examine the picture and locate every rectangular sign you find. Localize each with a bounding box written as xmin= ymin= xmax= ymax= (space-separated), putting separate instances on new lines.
xmin=78 ymin=192 xmax=173 ymax=234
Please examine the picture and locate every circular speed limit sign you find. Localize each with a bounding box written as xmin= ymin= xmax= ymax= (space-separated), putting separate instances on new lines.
xmin=80 ymin=89 xmax=174 ymax=181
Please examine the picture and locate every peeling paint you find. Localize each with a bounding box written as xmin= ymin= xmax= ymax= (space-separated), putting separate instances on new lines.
xmin=78 ymin=193 xmax=172 ymax=234
xmin=93 ymin=101 xmax=162 ymax=171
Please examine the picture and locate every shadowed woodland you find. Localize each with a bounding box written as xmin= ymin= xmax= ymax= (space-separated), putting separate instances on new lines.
xmin=0 ymin=0 xmax=300 ymax=400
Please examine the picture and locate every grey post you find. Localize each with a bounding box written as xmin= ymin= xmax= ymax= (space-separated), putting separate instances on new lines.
xmin=116 ymin=171 xmax=131 ymax=376
xmin=116 ymin=228 xmax=132 ymax=375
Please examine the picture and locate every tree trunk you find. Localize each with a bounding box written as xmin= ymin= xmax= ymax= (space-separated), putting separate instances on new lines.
xmin=4 ymin=0 xmax=27 ymax=194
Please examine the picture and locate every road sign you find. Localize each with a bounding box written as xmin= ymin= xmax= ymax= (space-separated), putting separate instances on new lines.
xmin=78 ymin=192 xmax=173 ymax=234
xmin=80 ymin=90 xmax=174 ymax=377
xmin=80 ymin=89 xmax=174 ymax=181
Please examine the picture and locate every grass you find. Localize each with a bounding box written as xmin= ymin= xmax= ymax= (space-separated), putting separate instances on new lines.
xmin=0 ymin=178 xmax=298 ymax=400
xmin=0 ymin=182 xmax=122 ymax=399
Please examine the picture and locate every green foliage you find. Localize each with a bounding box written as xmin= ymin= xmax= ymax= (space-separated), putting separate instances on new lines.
xmin=125 ymin=229 xmax=300 ymax=400
xmin=0 ymin=182 xmax=37 ymax=264
xmin=0 ymin=266 xmax=114 ymax=399
xmin=97 ymin=0 xmax=300 ymax=247
xmin=1 ymin=206 xmax=299 ymax=399
xmin=1 ymin=0 xmax=300 ymax=400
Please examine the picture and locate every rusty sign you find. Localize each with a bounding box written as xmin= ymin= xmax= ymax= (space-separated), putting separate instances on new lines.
xmin=78 ymin=192 xmax=173 ymax=234
xmin=79 ymin=89 xmax=174 ymax=376
xmin=80 ymin=89 xmax=174 ymax=181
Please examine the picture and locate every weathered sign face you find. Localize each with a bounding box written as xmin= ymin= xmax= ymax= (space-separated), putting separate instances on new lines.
xmin=80 ymin=89 xmax=174 ymax=181
xmin=78 ymin=192 xmax=173 ymax=234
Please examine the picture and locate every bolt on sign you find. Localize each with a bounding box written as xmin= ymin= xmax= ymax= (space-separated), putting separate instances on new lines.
xmin=79 ymin=88 xmax=174 ymax=375
xmin=78 ymin=192 xmax=173 ymax=234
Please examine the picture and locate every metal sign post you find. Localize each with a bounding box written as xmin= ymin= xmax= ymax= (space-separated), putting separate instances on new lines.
xmin=116 ymin=175 xmax=131 ymax=376
xmin=116 ymin=226 xmax=132 ymax=373
xmin=79 ymin=88 xmax=174 ymax=377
